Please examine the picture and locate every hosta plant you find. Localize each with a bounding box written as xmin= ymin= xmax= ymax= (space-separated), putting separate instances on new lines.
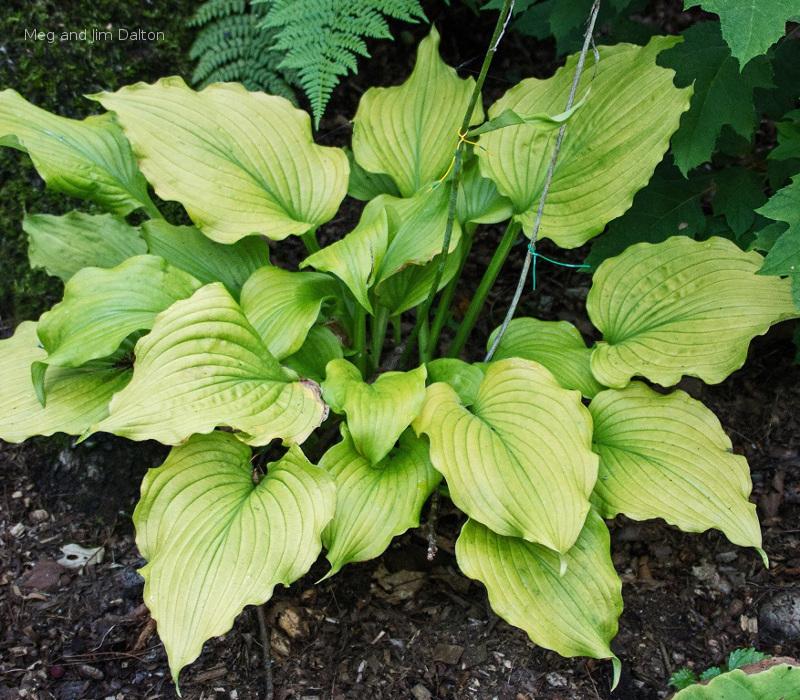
xmin=1 ymin=11 xmax=797 ymax=692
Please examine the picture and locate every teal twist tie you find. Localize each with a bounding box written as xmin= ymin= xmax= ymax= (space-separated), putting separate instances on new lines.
xmin=527 ymin=242 xmax=591 ymax=290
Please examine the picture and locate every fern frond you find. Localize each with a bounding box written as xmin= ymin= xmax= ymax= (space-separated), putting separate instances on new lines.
xmin=188 ymin=0 xmax=296 ymax=104
xmin=257 ymin=0 xmax=427 ymax=126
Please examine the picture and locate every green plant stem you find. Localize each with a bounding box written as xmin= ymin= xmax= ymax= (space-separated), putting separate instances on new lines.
xmin=392 ymin=315 xmax=402 ymax=347
xmin=484 ymin=0 xmax=601 ymax=362
xmin=370 ymin=305 xmax=389 ymax=373
xmin=426 ymin=223 xmax=477 ymax=361
xmin=397 ymin=0 xmax=515 ymax=368
xmin=353 ymin=304 xmax=367 ymax=376
xmin=302 ymin=229 xmax=320 ymax=254
xmin=446 ymin=220 xmax=520 ymax=358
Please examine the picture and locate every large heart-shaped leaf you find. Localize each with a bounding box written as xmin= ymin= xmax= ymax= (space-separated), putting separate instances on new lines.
xmin=352 ymin=27 xmax=482 ymax=197
xmin=142 ymin=221 xmax=269 ymax=297
xmin=92 ymin=77 xmax=348 ymax=244
xmin=0 ymin=322 xmax=131 ymax=443
xmin=477 ymin=37 xmax=692 ymax=247
xmin=673 ymin=662 xmax=800 ymax=699
xmin=322 ymin=359 xmax=427 ymax=465
xmin=590 ymin=382 xmax=764 ymax=559
xmin=488 ymin=318 xmax=604 ymax=398
xmin=24 ymin=212 xmax=147 ymax=282
xmin=414 ymin=358 xmax=598 ymax=554
xmin=426 ymin=358 xmax=485 ymax=406
xmin=240 ymin=267 xmax=342 ymax=360
xmin=320 ymin=426 xmax=440 ymax=576
xmin=35 ymin=256 xmax=201 ymax=383
xmin=456 ymin=511 xmax=622 ymax=686
xmin=93 ymin=283 xmax=328 ymax=445
xmin=134 ymin=432 xmax=335 ymax=685
xmin=0 ymin=90 xmax=153 ymax=216
xmin=588 ymin=236 xmax=798 ymax=388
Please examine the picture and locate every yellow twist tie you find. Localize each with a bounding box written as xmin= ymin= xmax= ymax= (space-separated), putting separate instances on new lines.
xmin=430 ymin=129 xmax=482 ymax=190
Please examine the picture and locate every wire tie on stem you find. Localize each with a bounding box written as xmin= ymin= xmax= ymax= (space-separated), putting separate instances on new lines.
xmin=527 ymin=242 xmax=590 ymax=290
xmin=430 ymin=129 xmax=484 ymax=190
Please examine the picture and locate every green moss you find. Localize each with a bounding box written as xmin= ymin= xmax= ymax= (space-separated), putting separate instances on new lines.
xmin=0 ymin=0 xmax=196 ymax=324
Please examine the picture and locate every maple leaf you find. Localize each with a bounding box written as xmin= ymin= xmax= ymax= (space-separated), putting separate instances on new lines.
xmin=658 ymin=22 xmax=773 ymax=175
xmin=685 ymin=0 xmax=799 ymax=67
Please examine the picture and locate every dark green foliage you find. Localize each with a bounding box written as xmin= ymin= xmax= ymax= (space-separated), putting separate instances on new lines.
xmin=257 ymin=0 xmax=427 ymax=126
xmin=658 ymin=22 xmax=773 ymax=176
xmin=0 ymin=0 xmax=195 ymax=325
xmin=670 ymin=668 xmax=699 ymax=690
xmin=711 ymin=167 xmax=768 ymax=239
xmin=698 ymin=667 xmax=722 ymax=681
xmin=188 ymin=0 xmax=295 ymax=100
xmin=727 ymin=647 xmax=769 ymax=670
xmin=669 ymin=647 xmax=772 ymax=691
xmin=586 ymin=161 xmax=709 ymax=267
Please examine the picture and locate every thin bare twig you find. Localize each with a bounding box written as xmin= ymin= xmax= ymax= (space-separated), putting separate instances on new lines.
xmin=426 ymin=491 xmax=441 ymax=561
xmin=484 ymin=0 xmax=602 ymax=362
xmin=255 ymin=605 xmax=274 ymax=700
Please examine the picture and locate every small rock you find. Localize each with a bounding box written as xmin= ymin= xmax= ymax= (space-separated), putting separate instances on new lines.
xmin=57 ymin=681 xmax=90 ymax=700
xmin=270 ymin=629 xmax=291 ymax=657
xmin=277 ymin=606 xmax=309 ymax=640
xmin=19 ymin=560 xmax=65 ymax=592
xmin=461 ymin=642 xmax=488 ymax=668
xmin=411 ymin=684 xmax=432 ymax=700
xmin=77 ymin=664 xmax=104 ymax=680
xmin=9 ymin=522 xmax=24 ymax=537
xmin=28 ymin=509 xmax=49 ymax=524
xmin=116 ymin=568 xmax=144 ymax=591
xmin=433 ymin=643 xmax=463 ymax=665
xmin=546 ymin=672 xmax=568 ymax=688
xmin=759 ymin=591 xmax=800 ymax=640
xmin=715 ymin=550 xmax=738 ymax=564
xmin=11 ymin=491 xmax=22 ymax=499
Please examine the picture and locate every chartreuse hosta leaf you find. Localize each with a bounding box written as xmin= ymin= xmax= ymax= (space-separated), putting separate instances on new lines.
xmin=134 ymin=431 xmax=335 ymax=686
xmin=0 ymin=90 xmax=153 ymax=216
xmin=141 ymin=221 xmax=269 ymax=297
xmin=590 ymin=382 xmax=764 ymax=561
xmin=0 ymin=322 xmax=131 ymax=443
xmin=320 ymin=426 xmax=440 ymax=576
xmin=478 ymin=37 xmax=692 ymax=248
xmin=24 ymin=212 xmax=147 ymax=282
xmin=284 ymin=326 xmax=344 ymax=384
xmin=93 ymin=283 xmax=327 ymax=445
xmin=33 ymin=256 xmax=200 ymax=404
xmin=426 ymin=358 xmax=484 ymax=406
xmin=456 ymin=511 xmax=622 ymax=686
xmin=92 ymin=77 xmax=348 ymax=244
xmin=488 ymin=318 xmax=604 ymax=398
xmin=352 ymin=27 xmax=482 ymax=198
xmin=241 ymin=267 xmax=342 ymax=360
xmin=456 ymin=156 xmax=513 ymax=227
xmin=303 ymin=197 xmax=389 ymax=312
xmin=374 ymin=243 xmax=464 ymax=316
xmin=673 ymin=663 xmax=800 ymax=699
xmin=588 ymin=237 xmax=799 ymax=388
xmin=322 ymin=359 xmax=427 ymax=465
xmin=305 ymin=186 xmax=458 ymax=315
xmin=414 ymin=358 xmax=598 ymax=554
